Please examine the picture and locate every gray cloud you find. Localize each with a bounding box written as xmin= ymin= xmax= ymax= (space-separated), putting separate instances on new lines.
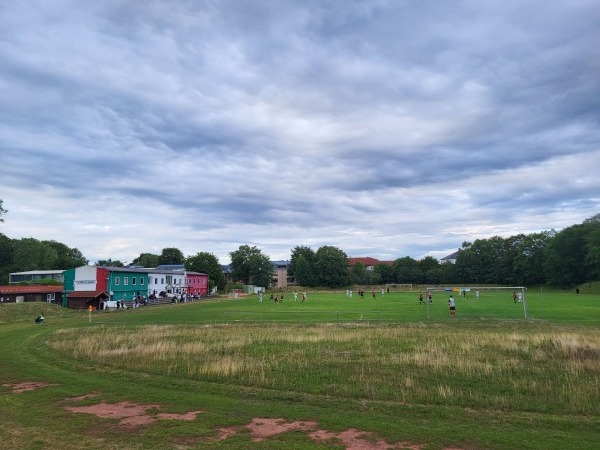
xmin=1 ymin=0 xmax=598 ymax=264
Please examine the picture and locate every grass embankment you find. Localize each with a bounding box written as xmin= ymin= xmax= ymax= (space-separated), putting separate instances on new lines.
xmin=0 ymin=302 xmax=75 ymax=324
xmin=578 ymin=280 xmax=600 ymax=294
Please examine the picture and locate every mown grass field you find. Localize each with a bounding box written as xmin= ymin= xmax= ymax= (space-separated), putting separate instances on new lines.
xmin=0 ymin=288 xmax=599 ymax=449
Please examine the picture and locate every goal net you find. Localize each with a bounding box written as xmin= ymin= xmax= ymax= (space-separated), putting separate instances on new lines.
xmin=228 ymin=289 xmax=245 ymax=299
xmin=385 ymin=283 xmax=413 ymax=292
xmin=422 ymin=286 xmax=528 ymax=320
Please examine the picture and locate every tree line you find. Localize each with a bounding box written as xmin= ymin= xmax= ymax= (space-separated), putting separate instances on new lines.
xmin=0 ymin=199 xmax=598 ymax=289
xmin=453 ymin=214 xmax=599 ymax=287
xmin=287 ymin=214 xmax=600 ymax=288
xmin=0 ymin=235 xmax=89 ymax=284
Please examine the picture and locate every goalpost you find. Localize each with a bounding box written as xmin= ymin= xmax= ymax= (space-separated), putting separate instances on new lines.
xmin=228 ymin=289 xmax=245 ymax=299
xmin=424 ymin=286 xmax=528 ymax=320
xmin=385 ymin=283 xmax=413 ymax=292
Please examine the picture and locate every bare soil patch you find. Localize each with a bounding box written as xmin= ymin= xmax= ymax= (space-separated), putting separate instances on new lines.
xmin=3 ymin=387 xmax=465 ymax=449
xmin=246 ymin=417 xmax=318 ymax=441
xmin=62 ymin=392 xmax=100 ymax=402
xmin=218 ymin=417 xmax=432 ymax=449
xmin=65 ymin=401 xmax=205 ymax=428
xmin=2 ymin=381 xmax=57 ymax=393
xmin=311 ymin=428 xmax=422 ymax=449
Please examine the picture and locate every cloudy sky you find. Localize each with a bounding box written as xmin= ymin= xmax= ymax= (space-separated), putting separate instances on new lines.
xmin=1 ymin=0 xmax=599 ymax=265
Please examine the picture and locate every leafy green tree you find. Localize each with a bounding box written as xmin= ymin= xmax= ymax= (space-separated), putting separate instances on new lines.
xmin=512 ymin=232 xmax=552 ymax=285
xmin=454 ymin=242 xmax=476 ymax=283
xmin=581 ymin=215 xmax=600 ymax=281
xmin=0 ymin=199 xmax=7 ymax=222
xmin=0 ymin=233 xmax=14 ymax=284
xmin=229 ymin=245 xmax=273 ymax=286
xmin=293 ymin=254 xmax=317 ymax=287
xmin=12 ymin=238 xmax=58 ymax=271
xmin=585 ymin=226 xmax=600 ymax=280
xmin=314 ymin=246 xmax=348 ymax=287
xmin=392 ymin=256 xmax=422 ymax=284
xmin=374 ymin=263 xmax=394 ymax=284
xmin=499 ymin=234 xmax=525 ymax=284
xmin=455 ymin=237 xmax=507 ymax=284
xmin=350 ymin=262 xmax=369 ymax=285
xmin=0 ymin=235 xmax=86 ymax=283
xmin=43 ymin=240 xmax=88 ymax=268
xmin=583 ymin=213 xmax=600 ymax=225
xmin=369 ymin=269 xmax=382 ymax=285
xmin=288 ymin=246 xmax=315 ymax=277
xmin=248 ymin=252 xmax=274 ymax=288
xmin=422 ymin=266 xmax=443 ymax=284
xmin=481 ymin=236 xmax=508 ymax=284
xmin=95 ymin=258 xmax=124 ymax=267
xmin=439 ymin=261 xmax=456 ymax=284
xmin=349 ymin=262 xmax=381 ymax=285
xmin=132 ymin=252 xmax=160 ymax=268
xmin=418 ymin=256 xmax=441 ymax=284
xmin=159 ymin=247 xmax=185 ymax=265
xmin=289 ymin=246 xmax=317 ymax=286
xmin=186 ymin=252 xmax=226 ymax=291
xmin=419 ymin=256 xmax=439 ymax=273
xmin=543 ymin=225 xmax=588 ymax=287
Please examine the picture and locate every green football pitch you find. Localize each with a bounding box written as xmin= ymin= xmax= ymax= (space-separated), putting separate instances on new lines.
xmin=89 ymin=288 xmax=598 ymax=325
xmin=0 ymin=290 xmax=598 ymax=449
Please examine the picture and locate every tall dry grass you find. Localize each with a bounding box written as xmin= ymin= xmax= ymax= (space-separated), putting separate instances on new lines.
xmin=48 ymin=323 xmax=600 ymax=414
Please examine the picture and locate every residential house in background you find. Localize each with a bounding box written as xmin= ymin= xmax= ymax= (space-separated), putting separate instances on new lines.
xmin=272 ymin=260 xmax=295 ymax=288
xmin=147 ymin=265 xmax=208 ymax=298
xmin=441 ymin=251 xmax=459 ymax=264
xmin=63 ymin=265 xmax=209 ymax=308
xmin=347 ymin=257 xmax=394 ymax=270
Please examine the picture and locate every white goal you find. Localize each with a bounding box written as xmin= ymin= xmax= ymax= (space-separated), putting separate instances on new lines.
xmin=228 ymin=289 xmax=245 ymax=299
xmin=425 ymin=286 xmax=528 ymax=319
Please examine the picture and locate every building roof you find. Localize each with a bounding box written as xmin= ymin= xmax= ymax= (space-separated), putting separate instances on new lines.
xmin=0 ymin=285 xmax=63 ymax=294
xmin=84 ymin=265 xmax=206 ymax=276
xmin=98 ymin=266 xmax=150 ymax=273
xmin=154 ymin=264 xmax=185 ymax=270
xmin=441 ymin=251 xmax=460 ymax=261
xmin=67 ymin=290 xmax=108 ymax=299
xmin=9 ymin=270 xmax=65 ymax=275
xmin=348 ymin=257 xmax=393 ymax=267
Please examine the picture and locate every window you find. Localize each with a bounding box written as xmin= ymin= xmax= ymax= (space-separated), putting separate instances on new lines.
xmin=132 ymin=277 xmax=136 ymax=285
xmin=141 ymin=278 xmax=145 ymax=285
xmin=46 ymin=293 xmax=55 ymax=301
xmin=161 ymin=278 xmax=164 ymax=284
xmin=124 ymin=278 xmax=129 ymax=286
xmin=154 ymin=278 xmax=158 ymax=284
xmin=115 ymin=277 xmax=120 ymax=285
